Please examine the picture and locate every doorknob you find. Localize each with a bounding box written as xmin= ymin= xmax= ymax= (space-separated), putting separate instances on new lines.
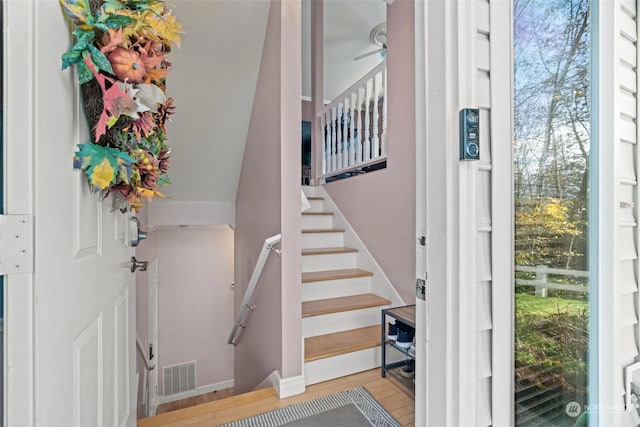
xmin=129 ymin=217 xmax=148 ymax=247
xmin=130 ymin=256 xmax=148 ymax=273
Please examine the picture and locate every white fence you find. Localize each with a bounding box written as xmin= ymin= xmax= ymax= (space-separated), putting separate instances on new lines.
xmin=318 ymin=61 xmax=387 ymax=180
xmin=515 ymin=265 xmax=589 ymax=297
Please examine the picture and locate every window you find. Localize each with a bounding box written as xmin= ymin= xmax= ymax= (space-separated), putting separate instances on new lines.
xmin=513 ymin=0 xmax=591 ymax=424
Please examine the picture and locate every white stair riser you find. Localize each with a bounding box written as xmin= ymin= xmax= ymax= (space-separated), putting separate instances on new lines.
xmin=307 ymin=199 xmax=325 ymax=212
xmin=303 ymin=307 xmax=386 ymax=338
xmin=302 ymin=252 xmax=357 ymax=272
xmin=302 ymin=214 xmax=334 ymax=229
xmin=302 ymin=186 xmax=320 ymax=197
xmin=302 ymin=276 xmax=372 ymax=301
xmin=304 ymin=347 xmax=381 ymax=386
xmin=301 ymin=232 xmax=344 ymax=248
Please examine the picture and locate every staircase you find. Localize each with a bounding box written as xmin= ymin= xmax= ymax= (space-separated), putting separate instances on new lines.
xmin=301 ymin=186 xmax=400 ymax=385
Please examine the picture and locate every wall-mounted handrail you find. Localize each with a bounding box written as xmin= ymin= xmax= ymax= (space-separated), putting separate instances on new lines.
xmin=136 ymin=336 xmax=150 ymax=370
xmin=135 ymin=336 xmax=151 ymax=416
xmin=228 ymin=233 xmax=282 ymax=346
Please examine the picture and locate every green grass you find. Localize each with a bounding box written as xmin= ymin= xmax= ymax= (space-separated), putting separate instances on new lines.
xmin=516 ymin=293 xmax=588 ymax=317
xmin=515 ymin=292 xmax=589 ymax=397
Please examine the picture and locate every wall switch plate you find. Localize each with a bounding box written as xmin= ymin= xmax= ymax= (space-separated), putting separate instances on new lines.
xmin=460 ymin=108 xmax=480 ymax=160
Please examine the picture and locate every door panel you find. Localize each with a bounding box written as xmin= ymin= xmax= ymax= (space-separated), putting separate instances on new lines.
xmin=73 ymin=315 xmax=103 ymax=427
xmin=72 ymin=176 xmax=102 ymax=261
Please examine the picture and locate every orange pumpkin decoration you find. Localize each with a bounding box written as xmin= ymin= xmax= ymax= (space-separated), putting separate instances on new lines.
xmin=108 ymin=48 xmax=146 ymax=83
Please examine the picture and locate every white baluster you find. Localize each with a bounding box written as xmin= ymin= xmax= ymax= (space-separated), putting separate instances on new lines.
xmin=349 ymin=92 xmax=356 ymax=166
xmin=325 ymin=110 xmax=331 ymax=174
xmin=331 ymin=106 xmax=337 ymax=172
xmin=381 ymin=68 xmax=387 ymax=156
xmin=321 ymin=113 xmax=326 ymax=174
xmin=337 ymin=104 xmax=343 ymax=170
xmin=364 ymin=78 xmax=371 ymax=162
xmin=372 ymin=72 xmax=380 ymax=159
xmin=356 ymin=87 xmax=363 ymax=163
xmin=342 ymin=98 xmax=349 ymax=168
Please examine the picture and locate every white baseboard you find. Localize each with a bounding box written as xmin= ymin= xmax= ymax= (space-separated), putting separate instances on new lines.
xmin=158 ymin=379 xmax=234 ymax=405
xmin=269 ymin=371 xmax=306 ymax=398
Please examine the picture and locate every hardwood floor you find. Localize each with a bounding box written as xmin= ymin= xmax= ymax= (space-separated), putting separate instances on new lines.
xmin=155 ymin=388 xmax=236 ymax=415
xmin=138 ymin=369 xmax=414 ymax=426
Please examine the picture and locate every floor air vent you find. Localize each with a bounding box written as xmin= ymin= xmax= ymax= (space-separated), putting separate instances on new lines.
xmin=162 ymin=361 xmax=196 ymax=396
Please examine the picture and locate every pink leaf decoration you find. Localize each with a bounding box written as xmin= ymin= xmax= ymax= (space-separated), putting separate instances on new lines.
xmin=83 ymin=55 xmax=133 ymax=142
xmin=100 ymin=28 xmax=124 ymax=54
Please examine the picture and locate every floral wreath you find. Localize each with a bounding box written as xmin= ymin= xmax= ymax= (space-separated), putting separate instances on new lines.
xmin=59 ymin=0 xmax=182 ymax=212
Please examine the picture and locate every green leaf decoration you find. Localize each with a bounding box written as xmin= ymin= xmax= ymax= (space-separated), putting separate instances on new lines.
xmin=61 ymin=49 xmax=82 ymax=70
xmin=88 ymin=44 xmax=114 ymax=74
xmin=75 ymin=143 xmax=135 ymax=190
xmin=102 ymin=14 xmax=136 ymax=29
xmin=157 ymin=174 xmax=170 ymax=188
xmin=121 ymin=0 xmax=158 ymax=11
xmin=77 ymin=58 xmax=93 ymax=84
xmin=102 ymin=0 xmax=126 ymax=12
xmin=61 ymin=29 xmax=94 ymax=70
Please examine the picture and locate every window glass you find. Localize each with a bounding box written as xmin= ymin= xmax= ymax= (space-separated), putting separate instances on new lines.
xmin=514 ymin=0 xmax=591 ymax=424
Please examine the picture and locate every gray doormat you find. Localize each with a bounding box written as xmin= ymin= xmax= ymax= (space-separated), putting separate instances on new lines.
xmin=220 ymin=386 xmax=401 ymax=427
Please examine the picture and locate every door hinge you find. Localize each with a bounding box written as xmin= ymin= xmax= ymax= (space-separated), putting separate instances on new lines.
xmin=0 ymin=214 xmax=34 ymax=275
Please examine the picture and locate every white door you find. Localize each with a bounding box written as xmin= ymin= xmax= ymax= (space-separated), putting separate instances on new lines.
xmin=5 ymin=1 xmax=137 ymax=426
xmin=147 ymin=259 xmax=159 ymax=415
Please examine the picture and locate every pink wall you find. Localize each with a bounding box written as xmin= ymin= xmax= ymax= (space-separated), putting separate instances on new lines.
xmin=302 ymin=99 xmax=313 ymax=123
xmin=156 ymin=228 xmax=235 ymax=394
xmin=234 ymin=0 xmax=302 ymax=392
xmin=323 ymin=0 xmax=416 ymax=303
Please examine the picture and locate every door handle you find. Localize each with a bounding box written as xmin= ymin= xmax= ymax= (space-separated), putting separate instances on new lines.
xmin=130 ymin=256 xmax=148 ymax=273
xmin=129 ymin=217 xmax=148 ymax=247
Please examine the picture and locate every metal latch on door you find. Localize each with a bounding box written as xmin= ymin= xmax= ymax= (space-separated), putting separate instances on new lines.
xmin=130 ymin=256 xmax=148 ymax=273
xmin=129 ymin=217 xmax=148 ymax=247
xmin=0 ymin=214 xmax=34 ymax=275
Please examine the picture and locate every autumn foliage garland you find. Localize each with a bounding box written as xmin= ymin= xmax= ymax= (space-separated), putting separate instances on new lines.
xmin=59 ymin=0 xmax=182 ymax=212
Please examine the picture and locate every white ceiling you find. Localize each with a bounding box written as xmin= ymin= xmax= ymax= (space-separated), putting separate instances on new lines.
xmin=161 ymin=0 xmax=384 ymax=208
xmin=303 ymin=0 xmax=386 ymax=100
xmin=163 ymin=0 xmax=270 ymax=203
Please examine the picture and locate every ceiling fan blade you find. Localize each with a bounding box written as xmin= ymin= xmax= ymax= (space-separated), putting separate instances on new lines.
xmin=353 ymin=47 xmax=384 ymax=61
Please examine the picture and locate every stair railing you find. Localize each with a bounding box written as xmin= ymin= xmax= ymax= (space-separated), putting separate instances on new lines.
xmin=317 ymin=60 xmax=387 ymax=181
xmin=135 ymin=336 xmax=151 ymax=416
xmin=228 ymin=233 xmax=282 ymax=346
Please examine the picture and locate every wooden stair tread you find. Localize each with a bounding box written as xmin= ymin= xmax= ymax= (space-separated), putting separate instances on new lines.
xmin=302 ymin=293 xmax=390 ymax=317
xmin=302 ymin=247 xmax=358 ymax=256
xmin=302 ymin=211 xmax=334 ymax=216
xmin=302 ymin=228 xmax=345 ymax=233
xmin=305 ymin=325 xmax=381 ymax=362
xmin=302 ymin=268 xmax=373 ymax=283
xmin=137 ymin=387 xmax=277 ymax=427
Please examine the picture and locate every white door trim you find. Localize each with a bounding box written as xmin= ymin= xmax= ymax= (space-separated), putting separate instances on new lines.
xmin=4 ymin=1 xmax=36 ymax=426
xmin=593 ymin=2 xmax=617 ymax=425
xmin=487 ymin=1 xmax=515 ymax=425
xmin=415 ymin=1 xmax=514 ymax=426
xmin=147 ymin=258 xmax=159 ymax=415
xmin=413 ymin=0 xmax=427 ymax=425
